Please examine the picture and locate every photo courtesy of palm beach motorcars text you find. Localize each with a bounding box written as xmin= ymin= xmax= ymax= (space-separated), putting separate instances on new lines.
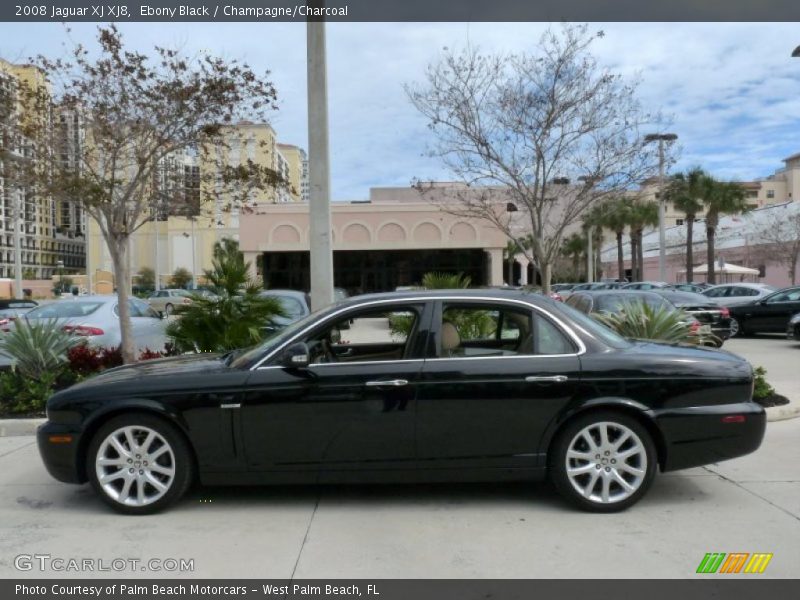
xmin=1 ymin=0 xmax=800 ymax=598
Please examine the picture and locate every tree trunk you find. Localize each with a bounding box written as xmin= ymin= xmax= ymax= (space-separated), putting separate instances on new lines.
xmin=706 ymin=225 xmax=716 ymax=285
xmin=107 ymin=236 xmax=137 ymax=364
xmin=791 ymin=255 xmax=797 ymax=286
xmin=636 ymin=230 xmax=645 ymax=281
xmin=616 ymin=231 xmax=624 ymax=282
xmin=685 ymin=216 xmax=694 ymax=283
xmin=630 ymin=237 xmax=638 ymax=281
xmin=541 ymin=262 xmax=552 ymax=294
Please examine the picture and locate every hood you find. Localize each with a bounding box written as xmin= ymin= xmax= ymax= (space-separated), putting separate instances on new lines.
xmin=70 ymin=353 xmax=226 ymax=389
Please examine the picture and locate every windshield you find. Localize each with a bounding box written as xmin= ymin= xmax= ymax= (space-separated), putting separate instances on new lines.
xmin=553 ymin=301 xmax=631 ymax=350
xmin=264 ymin=295 xmax=306 ymax=318
xmin=230 ymin=307 xmax=323 ymax=369
xmin=25 ymin=301 xmax=104 ymax=319
xmin=594 ymin=294 xmax=670 ymax=313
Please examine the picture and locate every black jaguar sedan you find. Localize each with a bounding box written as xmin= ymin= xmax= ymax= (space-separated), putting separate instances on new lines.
xmin=38 ymin=290 xmax=765 ymax=514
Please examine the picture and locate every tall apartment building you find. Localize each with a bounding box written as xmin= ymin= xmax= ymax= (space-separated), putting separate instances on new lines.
xmin=277 ymin=143 xmax=309 ymax=202
xmin=0 ymin=58 xmax=85 ymax=280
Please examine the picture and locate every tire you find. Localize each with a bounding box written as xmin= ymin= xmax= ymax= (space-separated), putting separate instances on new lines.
xmin=729 ymin=317 xmax=748 ymax=338
xmin=87 ymin=413 xmax=194 ymax=515
xmin=164 ymin=303 xmax=174 ymax=316
xmin=548 ymin=411 xmax=657 ymax=513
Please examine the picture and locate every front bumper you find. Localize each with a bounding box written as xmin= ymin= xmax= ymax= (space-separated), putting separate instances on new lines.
xmin=37 ymin=422 xmax=84 ymax=484
xmin=654 ymin=402 xmax=766 ymax=472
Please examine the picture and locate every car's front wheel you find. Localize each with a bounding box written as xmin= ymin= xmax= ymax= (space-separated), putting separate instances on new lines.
xmin=549 ymin=411 xmax=657 ymax=512
xmin=87 ymin=413 xmax=194 ymax=515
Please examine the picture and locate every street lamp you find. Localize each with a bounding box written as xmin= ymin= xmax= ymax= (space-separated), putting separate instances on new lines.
xmin=56 ymin=260 xmax=65 ymax=295
xmin=644 ymin=133 xmax=678 ymax=282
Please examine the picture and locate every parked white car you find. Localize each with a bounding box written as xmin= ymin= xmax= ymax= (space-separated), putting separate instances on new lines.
xmin=701 ymin=283 xmax=777 ymax=307
xmin=18 ymin=296 xmax=168 ymax=353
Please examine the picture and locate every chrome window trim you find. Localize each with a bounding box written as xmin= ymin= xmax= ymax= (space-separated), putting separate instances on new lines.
xmin=250 ymin=295 xmax=586 ymax=371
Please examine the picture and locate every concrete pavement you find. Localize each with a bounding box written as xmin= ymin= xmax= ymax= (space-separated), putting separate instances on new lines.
xmin=1 ymin=417 xmax=798 ymax=579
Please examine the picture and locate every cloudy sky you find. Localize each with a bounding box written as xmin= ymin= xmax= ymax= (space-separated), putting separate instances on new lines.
xmin=1 ymin=22 xmax=799 ymax=199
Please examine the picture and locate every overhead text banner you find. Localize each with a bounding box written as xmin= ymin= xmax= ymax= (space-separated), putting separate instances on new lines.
xmin=3 ymin=0 xmax=800 ymax=22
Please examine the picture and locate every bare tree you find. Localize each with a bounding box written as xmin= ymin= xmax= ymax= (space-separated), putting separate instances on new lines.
xmin=406 ymin=24 xmax=659 ymax=292
xmin=2 ymin=26 xmax=283 ymax=362
xmin=754 ymin=204 xmax=800 ymax=285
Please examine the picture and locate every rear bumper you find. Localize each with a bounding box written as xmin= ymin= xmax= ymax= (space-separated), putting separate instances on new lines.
xmin=654 ymin=402 xmax=766 ymax=472
xmin=37 ymin=422 xmax=84 ymax=484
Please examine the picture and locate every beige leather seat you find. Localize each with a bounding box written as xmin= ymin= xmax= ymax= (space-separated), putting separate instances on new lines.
xmin=441 ymin=321 xmax=461 ymax=357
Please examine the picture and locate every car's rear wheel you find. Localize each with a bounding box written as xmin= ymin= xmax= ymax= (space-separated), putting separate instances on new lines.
xmin=164 ymin=303 xmax=174 ymax=316
xmin=87 ymin=413 xmax=193 ymax=515
xmin=549 ymin=411 xmax=657 ymax=512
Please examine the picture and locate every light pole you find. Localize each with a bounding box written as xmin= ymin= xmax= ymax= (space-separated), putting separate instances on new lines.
xmin=644 ymin=133 xmax=678 ymax=282
xmin=307 ymin=19 xmax=334 ymax=310
xmin=56 ymin=260 xmax=65 ymax=295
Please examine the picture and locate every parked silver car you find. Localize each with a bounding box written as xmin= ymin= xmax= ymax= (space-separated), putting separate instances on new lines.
xmin=19 ymin=296 xmax=168 ymax=353
xmin=701 ymin=283 xmax=777 ymax=307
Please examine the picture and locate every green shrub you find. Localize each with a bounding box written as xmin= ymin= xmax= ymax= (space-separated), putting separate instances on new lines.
xmin=594 ymin=302 xmax=714 ymax=345
xmin=0 ymin=319 xmax=79 ymax=379
xmin=166 ymin=247 xmax=285 ymax=353
xmin=752 ymin=366 xmax=776 ymax=401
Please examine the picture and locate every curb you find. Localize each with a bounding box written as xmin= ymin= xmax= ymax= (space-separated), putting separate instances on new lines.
xmin=765 ymin=402 xmax=800 ymax=422
xmin=0 ymin=418 xmax=45 ymax=437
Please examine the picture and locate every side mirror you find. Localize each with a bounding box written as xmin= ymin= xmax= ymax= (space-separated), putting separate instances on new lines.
xmin=282 ymin=342 xmax=310 ymax=369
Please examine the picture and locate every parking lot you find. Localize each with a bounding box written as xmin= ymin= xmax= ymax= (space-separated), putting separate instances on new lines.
xmin=1 ymin=334 xmax=798 ymax=579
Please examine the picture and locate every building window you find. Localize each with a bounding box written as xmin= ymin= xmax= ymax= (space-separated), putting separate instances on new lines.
xmin=766 ymin=190 xmax=775 ymax=199
xmin=676 ymin=218 xmax=684 ymax=226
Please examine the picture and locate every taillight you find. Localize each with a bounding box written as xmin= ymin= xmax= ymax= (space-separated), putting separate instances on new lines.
xmin=0 ymin=318 xmax=9 ymax=332
xmin=722 ymin=415 xmax=746 ymax=424
xmin=63 ymin=325 xmax=104 ymax=336
xmin=720 ymin=306 xmax=730 ymax=318
xmin=689 ymin=321 xmax=700 ymax=333
xmin=183 ymin=298 xmax=192 ymax=304
xmin=552 ymin=292 xmax=563 ymax=302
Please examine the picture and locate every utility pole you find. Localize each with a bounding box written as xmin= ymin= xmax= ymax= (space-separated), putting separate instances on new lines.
xmin=645 ymin=133 xmax=678 ymax=282
xmin=13 ymin=189 xmax=23 ymax=299
xmin=306 ymin=19 xmax=334 ymax=310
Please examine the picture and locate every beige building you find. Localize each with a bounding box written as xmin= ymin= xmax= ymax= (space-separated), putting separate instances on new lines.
xmin=239 ymin=185 xmax=511 ymax=291
xmin=85 ymin=121 xmax=308 ymax=290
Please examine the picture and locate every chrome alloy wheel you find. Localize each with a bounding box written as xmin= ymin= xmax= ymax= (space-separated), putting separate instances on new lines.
xmin=95 ymin=425 xmax=176 ymax=507
xmin=729 ymin=317 xmax=740 ymax=337
xmin=565 ymin=421 xmax=647 ymax=504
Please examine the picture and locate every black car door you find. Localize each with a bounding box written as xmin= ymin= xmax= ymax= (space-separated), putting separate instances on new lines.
xmin=241 ymin=300 xmax=433 ymax=475
xmin=746 ymin=288 xmax=800 ymax=332
xmin=415 ymin=299 xmax=581 ymax=471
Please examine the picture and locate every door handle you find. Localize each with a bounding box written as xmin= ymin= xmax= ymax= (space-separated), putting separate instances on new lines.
xmin=365 ymin=379 xmax=409 ymax=387
xmin=525 ymin=375 xmax=568 ymax=383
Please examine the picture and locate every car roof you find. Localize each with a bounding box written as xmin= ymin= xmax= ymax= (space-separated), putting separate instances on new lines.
xmin=706 ymin=282 xmax=771 ymax=289
xmin=334 ymin=288 xmax=556 ymax=308
xmin=567 ymin=289 xmax=663 ymax=298
xmin=653 ymin=289 xmax=713 ymax=303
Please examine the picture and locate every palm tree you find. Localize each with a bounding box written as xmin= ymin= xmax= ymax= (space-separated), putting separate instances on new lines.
xmin=582 ymin=203 xmax=609 ymax=282
xmin=561 ymin=233 xmax=587 ymax=281
xmin=600 ymin=197 xmax=632 ymax=282
xmin=702 ymin=178 xmax=748 ymax=285
xmin=627 ymin=200 xmax=659 ymax=282
xmin=666 ymin=168 xmax=707 ymax=283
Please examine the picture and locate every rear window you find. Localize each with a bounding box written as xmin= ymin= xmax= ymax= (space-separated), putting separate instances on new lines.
xmin=26 ymin=302 xmax=104 ymax=319
xmin=553 ymin=302 xmax=631 ymax=349
xmin=264 ymin=295 xmax=305 ymax=318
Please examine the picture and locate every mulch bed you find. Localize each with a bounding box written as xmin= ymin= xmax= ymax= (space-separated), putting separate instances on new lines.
xmin=754 ymin=394 xmax=790 ymax=408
